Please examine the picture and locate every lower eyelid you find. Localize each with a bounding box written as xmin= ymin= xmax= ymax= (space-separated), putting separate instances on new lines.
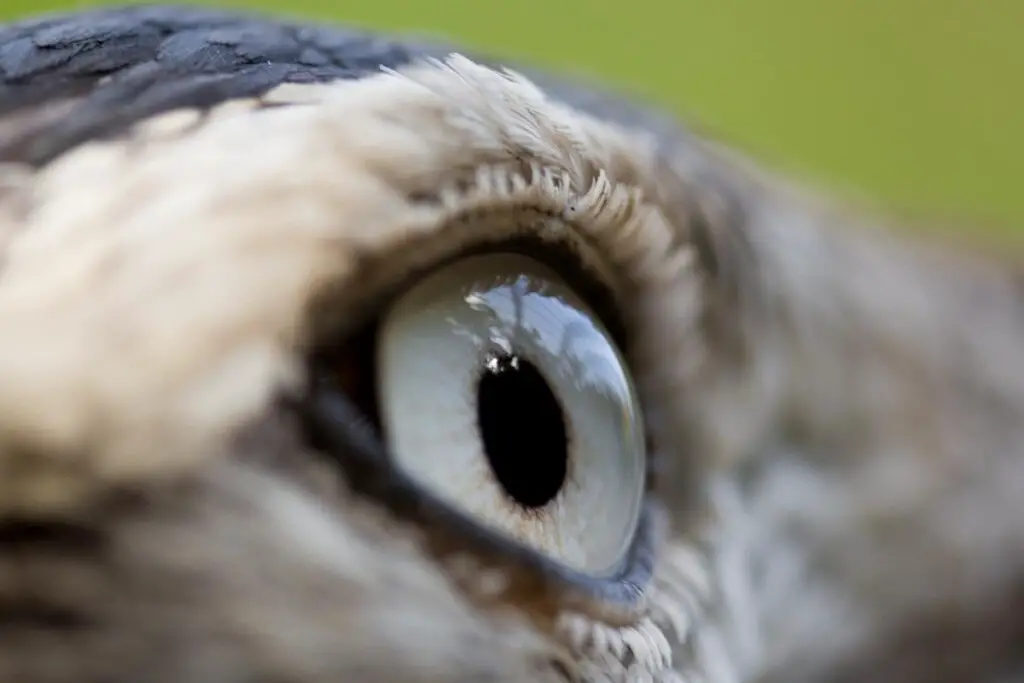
xmin=298 ymin=382 xmax=660 ymax=625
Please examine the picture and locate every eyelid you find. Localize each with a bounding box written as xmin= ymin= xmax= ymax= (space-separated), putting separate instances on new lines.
xmin=299 ymin=383 xmax=660 ymax=622
xmin=308 ymin=235 xmax=632 ymax=365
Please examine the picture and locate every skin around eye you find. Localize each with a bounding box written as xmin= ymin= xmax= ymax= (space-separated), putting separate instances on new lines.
xmin=376 ymin=252 xmax=646 ymax=577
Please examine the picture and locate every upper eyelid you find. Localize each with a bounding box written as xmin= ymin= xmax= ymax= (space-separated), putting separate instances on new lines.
xmin=308 ymin=235 xmax=629 ymax=367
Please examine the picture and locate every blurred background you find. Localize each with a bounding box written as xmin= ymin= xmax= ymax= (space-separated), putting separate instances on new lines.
xmin=2 ymin=0 xmax=1021 ymax=245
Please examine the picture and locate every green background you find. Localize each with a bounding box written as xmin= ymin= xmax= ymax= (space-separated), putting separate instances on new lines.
xmin=3 ymin=1 xmax=1021 ymax=243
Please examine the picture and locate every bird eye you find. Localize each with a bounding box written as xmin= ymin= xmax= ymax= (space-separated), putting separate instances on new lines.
xmin=376 ymin=252 xmax=646 ymax=577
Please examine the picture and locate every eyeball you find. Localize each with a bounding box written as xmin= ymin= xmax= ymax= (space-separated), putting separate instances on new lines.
xmin=376 ymin=252 xmax=646 ymax=577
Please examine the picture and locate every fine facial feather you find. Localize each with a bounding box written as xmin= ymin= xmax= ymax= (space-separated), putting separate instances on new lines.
xmin=0 ymin=8 xmax=1022 ymax=683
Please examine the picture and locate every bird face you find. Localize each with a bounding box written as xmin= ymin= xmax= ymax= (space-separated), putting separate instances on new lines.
xmin=0 ymin=55 xmax=747 ymax=683
xmin=2 ymin=10 xmax=1024 ymax=683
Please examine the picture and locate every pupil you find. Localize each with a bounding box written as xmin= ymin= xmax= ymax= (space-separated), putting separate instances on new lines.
xmin=477 ymin=353 xmax=568 ymax=509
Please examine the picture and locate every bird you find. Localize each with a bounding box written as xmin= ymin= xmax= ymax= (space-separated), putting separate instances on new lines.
xmin=0 ymin=5 xmax=1022 ymax=683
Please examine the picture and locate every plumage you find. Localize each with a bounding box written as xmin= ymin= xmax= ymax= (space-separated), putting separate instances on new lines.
xmin=0 ymin=6 xmax=1021 ymax=683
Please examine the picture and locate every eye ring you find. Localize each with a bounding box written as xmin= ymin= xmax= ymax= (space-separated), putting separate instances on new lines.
xmin=298 ymin=245 xmax=662 ymax=620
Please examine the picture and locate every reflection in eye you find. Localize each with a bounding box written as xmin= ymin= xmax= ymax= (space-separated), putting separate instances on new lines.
xmin=377 ymin=253 xmax=646 ymax=577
